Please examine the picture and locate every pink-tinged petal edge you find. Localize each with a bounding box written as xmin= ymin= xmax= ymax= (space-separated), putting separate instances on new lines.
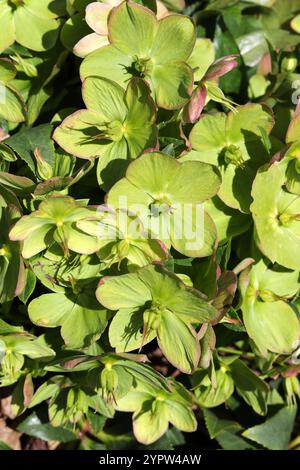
xmin=73 ymin=33 xmax=109 ymax=58
xmin=85 ymin=2 xmax=112 ymax=35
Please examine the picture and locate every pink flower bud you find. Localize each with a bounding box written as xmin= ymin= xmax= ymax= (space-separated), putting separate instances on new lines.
xmin=182 ymin=84 xmax=207 ymax=123
xmin=204 ymin=55 xmax=238 ymax=81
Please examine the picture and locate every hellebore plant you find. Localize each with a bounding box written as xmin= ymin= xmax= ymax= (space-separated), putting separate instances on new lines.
xmin=28 ymin=286 xmax=111 ymax=349
xmin=0 ymin=205 xmax=24 ymax=304
xmin=0 ymin=326 xmax=55 ymax=386
xmin=9 ymin=196 xmax=101 ymax=258
xmin=80 ymin=1 xmax=196 ymax=109
xmin=0 ymin=0 xmax=63 ymax=53
xmin=251 ymin=160 xmax=300 ymax=270
xmin=115 ymin=378 xmax=197 ymax=445
xmin=239 ymin=259 xmax=300 ymax=356
xmin=181 ymin=104 xmax=274 ymax=212
xmin=0 ymin=58 xmax=26 ymax=124
xmin=107 ymin=151 xmax=221 ymax=257
xmin=96 ymin=264 xmax=217 ymax=373
xmin=73 ymin=0 xmax=169 ymax=58
xmin=53 ymin=77 xmax=157 ymax=189
xmin=77 ymin=208 xmax=169 ymax=268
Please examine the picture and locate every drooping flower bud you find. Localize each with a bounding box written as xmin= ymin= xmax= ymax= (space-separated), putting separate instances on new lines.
xmin=182 ymin=85 xmax=207 ymax=123
xmin=101 ymin=364 xmax=119 ymax=403
xmin=34 ymin=148 xmax=53 ymax=181
xmin=281 ymin=53 xmax=298 ymax=73
xmin=284 ymin=376 xmax=300 ymax=406
xmin=205 ymin=55 xmax=238 ymax=81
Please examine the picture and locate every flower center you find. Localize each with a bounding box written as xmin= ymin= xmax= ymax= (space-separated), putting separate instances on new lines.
xmin=126 ymin=56 xmax=152 ymax=79
xmin=258 ymin=289 xmax=278 ymax=302
xmin=223 ymin=144 xmax=245 ymax=167
xmin=93 ymin=121 xmax=123 ymax=142
xmin=8 ymin=0 xmax=24 ymax=8
xmin=150 ymin=195 xmax=172 ymax=217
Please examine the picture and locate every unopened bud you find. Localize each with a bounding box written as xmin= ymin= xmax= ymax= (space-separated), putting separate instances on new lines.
xmin=182 ymin=85 xmax=207 ymax=123
xmin=281 ymin=54 xmax=298 ymax=73
xmin=34 ymin=148 xmax=53 ymax=181
xmin=101 ymin=365 xmax=118 ymax=402
xmin=285 ymin=376 xmax=300 ymax=405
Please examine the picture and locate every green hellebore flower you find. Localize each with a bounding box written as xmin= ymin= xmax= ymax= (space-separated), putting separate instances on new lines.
xmin=239 ymin=259 xmax=300 ymax=355
xmin=0 ymin=58 xmax=26 ymax=124
xmin=96 ymin=264 xmax=217 ymax=373
xmin=30 ymin=249 xmax=102 ymax=294
xmin=73 ymin=0 xmax=169 ymax=58
xmin=0 ymin=204 xmax=25 ymax=303
xmin=53 ymin=76 xmax=157 ymax=190
xmin=251 ymin=160 xmax=300 ymax=271
xmin=106 ymin=152 xmax=221 ymax=257
xmin=28 ymin=288 xmax=111 ymax=349
xmin=0 ymin=0 xmax=63 ymax=53
xmin=77 ymin=208 xmax=169 ymax=269
xmin=80 ymin=1 xmax=196 ymax=109
xmin=115 ymin=378 xmax=196 ymax=445
xmin=48 ymin=386 xmax=90 ymax=427
xmin=192 ymin=366 xmax=234 ymax=408
xmin=29 ymin=375 xmax=114 ymax=423
xmin=86 ymin=353 xmax=169 ymax=404
xmin=0 ymin=333 xmax=55 ymax=386
xmin=181 ymin=104 xmax=274 ymax=213
xmin=9 ymin=195 xmax=101 ymax=258
xmin=283 ymin=141 xmax=300 ymax=195
xmin=194 ymin=357 xmax=268 ymax=415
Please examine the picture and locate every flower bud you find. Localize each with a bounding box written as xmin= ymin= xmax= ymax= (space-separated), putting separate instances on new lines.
xmin=101 ymin=365 xmax=118 ymax=403
xmin=284 ymin=376 xmax=300 ymax=405
xmin=34 ymin=148 xmax=53 ymax=181
xmin=182 ymin=85 xmax=207 ymax=123
xmin=281 ymin=54 xmax=298 ymax=73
